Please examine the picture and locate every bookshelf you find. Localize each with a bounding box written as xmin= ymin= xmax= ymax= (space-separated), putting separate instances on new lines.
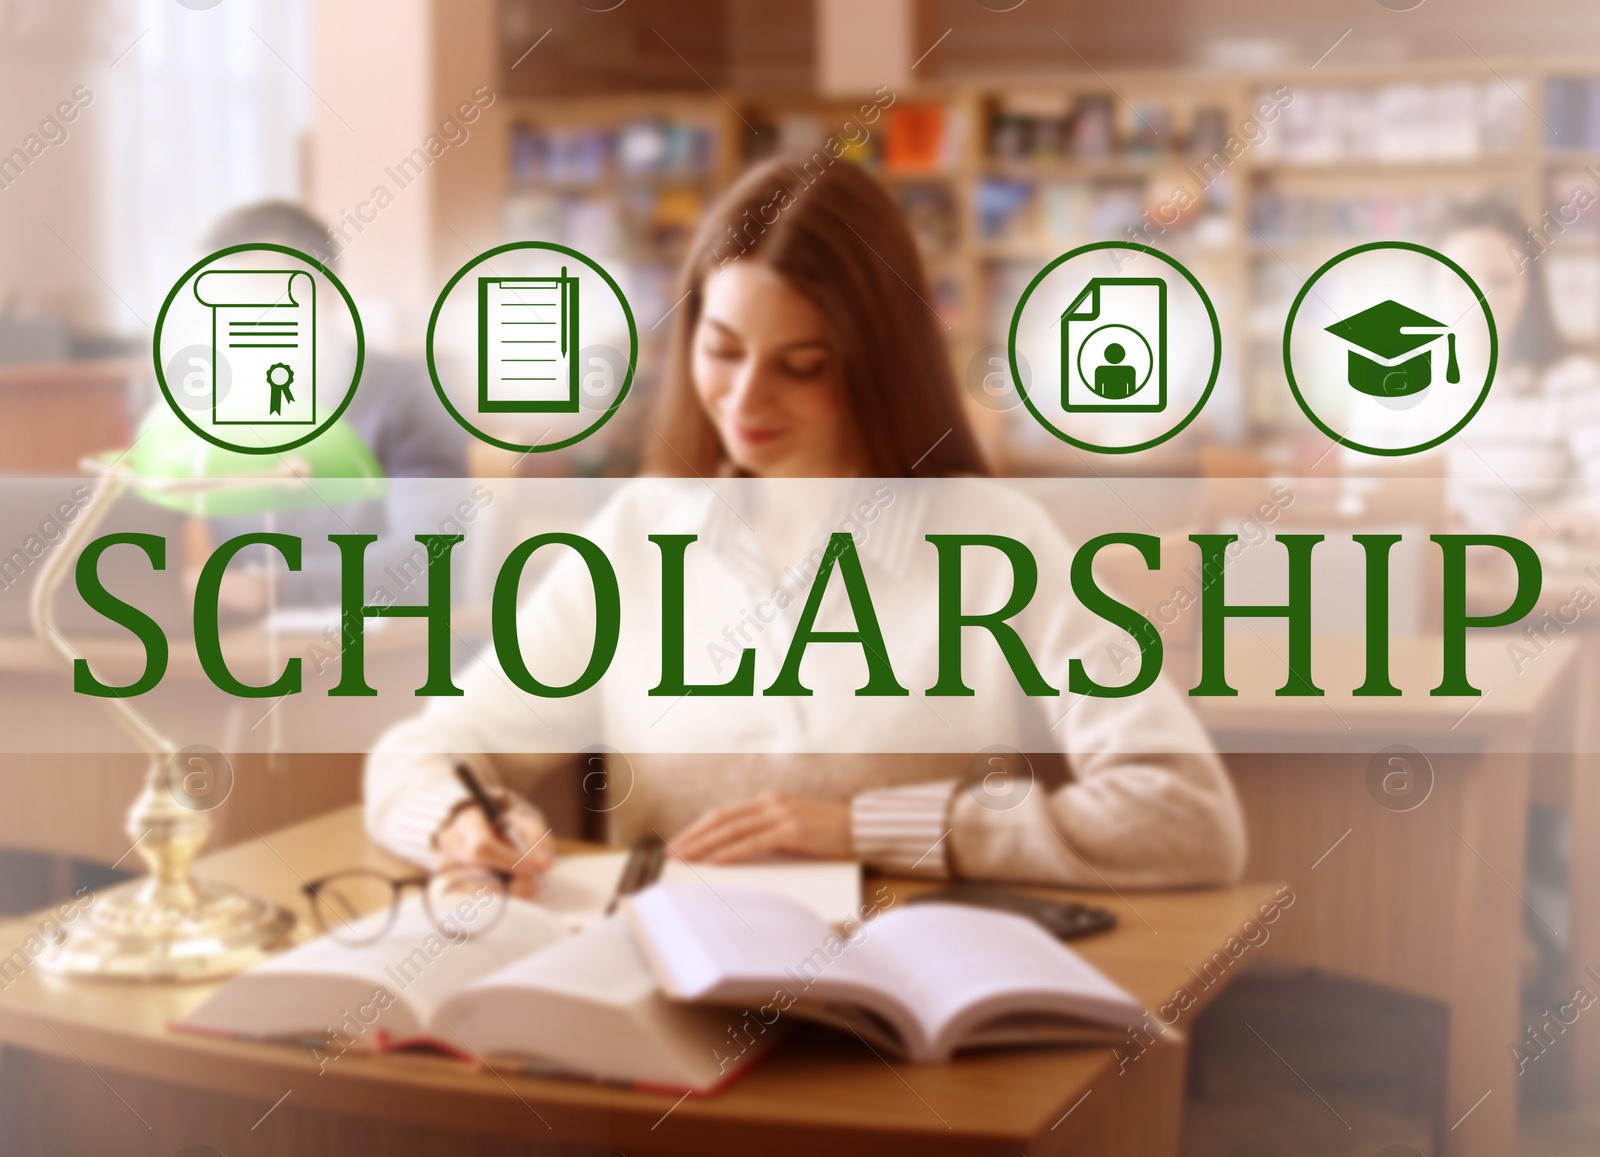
xmin=495 ymin=94 xmax=739 ymax=475
xmin=964 ymin=71 xmax=1254 ymax=474
xmin=1540 ymin=67 xmax=1600 ymax=358
xmin=1239 ymin=60 xmax=1543 ymax=440
xmin=490 ymin=58 xmax=1600 ymax=476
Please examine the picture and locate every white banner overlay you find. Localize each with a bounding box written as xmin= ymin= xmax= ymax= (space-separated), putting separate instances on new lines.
xmin=1 ymin=475 xmax=1592 ymax=755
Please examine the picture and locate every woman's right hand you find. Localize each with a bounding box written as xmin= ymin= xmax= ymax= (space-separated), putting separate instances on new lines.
xmin=434 ymin=801 xmax=554 ymax=899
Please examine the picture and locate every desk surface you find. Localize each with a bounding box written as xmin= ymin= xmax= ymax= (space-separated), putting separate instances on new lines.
xmin=0 ymin=806 xmax=1279 ymax=1156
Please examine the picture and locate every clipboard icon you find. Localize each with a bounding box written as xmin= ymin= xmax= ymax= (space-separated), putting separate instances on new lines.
xmin=478 ymin=269 xmax=580 ymax=413
xmin=1061 ymin=277 xmax=1165 ymax=413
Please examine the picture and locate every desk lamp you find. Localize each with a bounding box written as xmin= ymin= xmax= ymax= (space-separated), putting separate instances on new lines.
xmin=33 ymin=407 xmax=384 ymax=981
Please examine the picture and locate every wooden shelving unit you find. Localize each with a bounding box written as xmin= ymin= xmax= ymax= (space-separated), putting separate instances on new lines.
xmin=491 ymin=93 xmax=740 ymax=475
xmin=488 ymin=57 xmax=1600 ymax=475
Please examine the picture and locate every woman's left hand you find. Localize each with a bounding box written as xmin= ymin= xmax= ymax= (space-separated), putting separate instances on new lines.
xmin=672 ymin=792 xmax=853 ymax=862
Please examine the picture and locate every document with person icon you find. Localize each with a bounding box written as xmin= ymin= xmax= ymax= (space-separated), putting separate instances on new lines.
xmin=1061 ymin=277 xmax=1165 ymax=413
xmin=194 ymin=268 xmax=317 ymax=425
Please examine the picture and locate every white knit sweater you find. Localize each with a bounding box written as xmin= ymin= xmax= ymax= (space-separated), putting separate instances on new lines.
xmin=363 ymin=479 xmax=1247 ymax=889
xmin=1448 ymin=355 xmax=1600 ymax=533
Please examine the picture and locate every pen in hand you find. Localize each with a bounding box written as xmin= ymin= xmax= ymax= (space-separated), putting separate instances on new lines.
xmin=454 ymin=763 xmax=528 ymax=855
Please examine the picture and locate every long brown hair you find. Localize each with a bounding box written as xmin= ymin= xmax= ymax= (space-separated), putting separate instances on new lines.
xmin=1443 ymin=200 xmax=1569 ymax=373
xmin=645 ymin=156 xmax=989 ymax=477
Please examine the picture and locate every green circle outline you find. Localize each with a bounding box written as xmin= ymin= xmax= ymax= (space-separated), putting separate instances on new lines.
xmin=1282 ymin=241 xmax=1498 ymax=457
xmin=425 ymin=241 xmax=638 ymax=454
xmin=152 ymin=243 xmax=365 ymax=456
xmin=1007 ymin=241 xmax=1222 ymax=455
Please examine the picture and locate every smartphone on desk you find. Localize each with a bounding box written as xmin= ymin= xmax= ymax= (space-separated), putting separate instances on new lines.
xmin=906 ymin=883 xmax=1116 ymax=941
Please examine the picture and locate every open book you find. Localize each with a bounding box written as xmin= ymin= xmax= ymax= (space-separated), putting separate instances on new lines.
xmin=178 ymin=897 xmax=768 ymax=1093
xmin=626 ymin=883 xmax=1142 ymax=1063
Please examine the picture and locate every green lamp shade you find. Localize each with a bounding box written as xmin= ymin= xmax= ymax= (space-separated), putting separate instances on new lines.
xmin=116 ymin=407 xmax=387 ymax=517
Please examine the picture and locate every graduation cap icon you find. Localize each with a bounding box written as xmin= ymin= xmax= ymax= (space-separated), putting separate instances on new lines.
xmin=1325 ymin=299 xmax=1461 ymax=398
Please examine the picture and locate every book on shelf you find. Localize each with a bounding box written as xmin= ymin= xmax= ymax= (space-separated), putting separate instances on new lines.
xmin=896 ymin=183 xmax=959 ymax=251
xmin=1071 ymin=95 xmax=1115 ymax=159
xmin=510 ymin=120 xmax=713 ymax=187
xmin=977 ymin=177 xmax=1036 ymax=239
xmin=1124 ymin=103 xmax=1170 ymax=154
xmin=885 ymin=103 xmax=950 ymax=173
xmin=1546 ymin=77 xmax=1599 ymax=151
xmin=1258 ymin=80 xmax=1524 ymax=164
xmin=986 ymin=92 xmax=1119 ymax=161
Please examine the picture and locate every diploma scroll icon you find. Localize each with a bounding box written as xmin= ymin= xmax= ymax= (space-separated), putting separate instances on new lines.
xmin=194 ymin=269 xmax=317 ymax=425
xmin=1060 ymin=278 xmax=1166 ymax=413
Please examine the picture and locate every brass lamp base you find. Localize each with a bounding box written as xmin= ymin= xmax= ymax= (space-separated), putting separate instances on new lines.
xmin=39 ymin=877 xmax=295 ymax=983
xmin=38 ymin=758 xmax=296 ymax=983
xmin=29 ymin=470 xmax=300 ymax=982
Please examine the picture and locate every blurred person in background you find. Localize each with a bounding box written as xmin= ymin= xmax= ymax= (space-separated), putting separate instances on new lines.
xmin=365 ymin=157 xmax=1246 ymax=898
xmin=180 ymin=202 xmax=470 ymax=612
xmin=1442 ymin=201 xmax=1600 ymax=540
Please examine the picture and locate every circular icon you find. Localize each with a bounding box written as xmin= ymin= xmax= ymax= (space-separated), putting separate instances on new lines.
xmin=965 ymin=745 xmax=1035 ymax=812
xmin=576 ymin=744 xmax=635 ymax=813
xmin=173 ymin=0 xmax=226 ymax=9
xmin=965 ymin=345 xmax=1030 ymax=412
xmin=174 ymin=1146 xmax=225 ymax=1157
xmin=1076 ymin=325 xmax=1153 ymax=400
xmin=426 ymin=241 xmax=636 ymax=455
xmin=1009 ymin=242 xmax=1221 ymax=454
xmin=153 ymin=243 xmax=364 ymax=455
xmin=165 ymin=745 xmax=235 ymax=812
xmin=1374 ymin=0 xmax=1425 ymax=9
xmin=165 ymin=344 xmax=230 ymax=412
xmin=1365 ymin=745 xmax=1434 ymax=812
xmin=1283 ymin=242 xmax=1496 ymax=457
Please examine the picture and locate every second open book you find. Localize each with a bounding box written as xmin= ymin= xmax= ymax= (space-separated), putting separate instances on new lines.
xmin=625 ymin=883 xmax=1139 ymax=1064
xmin=180 ymin=872 xmax=1141 ymax=1094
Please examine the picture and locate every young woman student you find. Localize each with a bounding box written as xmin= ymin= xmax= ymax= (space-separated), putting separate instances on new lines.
xmin=363 ymin=157 xmax=1247 ymax=894
xmin=1439 ymin=202 xmax=1600 ymax=539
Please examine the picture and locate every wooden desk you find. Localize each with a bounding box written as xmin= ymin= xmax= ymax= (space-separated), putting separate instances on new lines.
xmin=1186 ymin=634 xmax=1584 ymax=1157
xmin=0 ymin=806 xmax=1280 ymax=1156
